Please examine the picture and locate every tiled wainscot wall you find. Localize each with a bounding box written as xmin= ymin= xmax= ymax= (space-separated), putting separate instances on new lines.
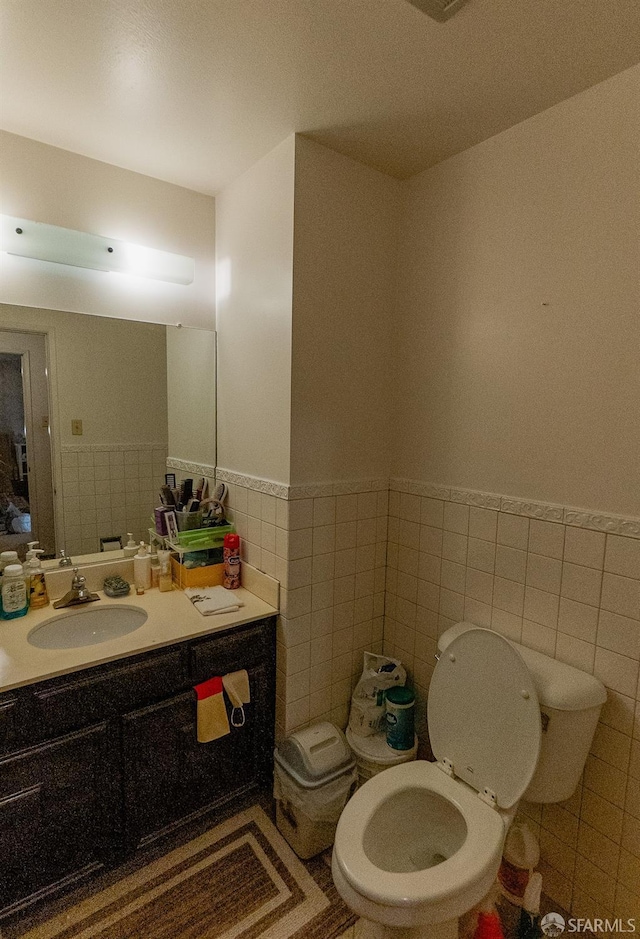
xmin=59 ymin=444 xmax=168 ymax=555
xmin=385 ymin=480 xmax=639 ymax=922
xmin=217 ymin=471 xmax=388 ymax=742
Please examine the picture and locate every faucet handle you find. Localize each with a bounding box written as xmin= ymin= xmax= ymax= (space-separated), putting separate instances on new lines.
xmin=71 ymin=568 xmax=85 ymax=587
xmin=58 ymin=549 xmax=73 ymax=567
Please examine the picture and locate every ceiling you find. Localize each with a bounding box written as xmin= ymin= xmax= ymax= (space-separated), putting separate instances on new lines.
xmin=1 ymin=0 xmax=639 ymax=196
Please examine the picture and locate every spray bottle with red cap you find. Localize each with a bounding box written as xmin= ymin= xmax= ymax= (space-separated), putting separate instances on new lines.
xmin=223 ymin=533 xmax=241 ymax=589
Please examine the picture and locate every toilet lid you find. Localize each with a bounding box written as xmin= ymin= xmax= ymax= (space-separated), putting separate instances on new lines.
xmin=428 ymin=627 xmax=541 ymax=808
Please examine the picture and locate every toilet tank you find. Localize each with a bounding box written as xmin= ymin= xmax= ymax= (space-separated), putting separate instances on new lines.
xmin=437 ymin=623 xmax=607 ymax=803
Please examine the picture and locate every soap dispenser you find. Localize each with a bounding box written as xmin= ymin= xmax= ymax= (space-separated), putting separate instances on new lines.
xmin=28 ymin=554 xmax=49 ymax=609
xmin=123 ymin=534 xmax=138 ymax=558
xmin=133 ymin=542 xmax=151 ymax=592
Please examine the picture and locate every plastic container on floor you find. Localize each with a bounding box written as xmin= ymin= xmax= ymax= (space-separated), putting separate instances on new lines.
xmin=273 ymin=722 xmax=357 ymax=859
xmin=346 ymin=726 xmax=418 ymax=788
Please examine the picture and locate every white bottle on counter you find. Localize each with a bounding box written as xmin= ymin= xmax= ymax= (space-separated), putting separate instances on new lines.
xmin=133 ymin=542 xmax=151 ymax=591
xmin=123 ymin=533 xmax=138 ymax=558
xmin=1 ymin=564 xmax=28 ymax=619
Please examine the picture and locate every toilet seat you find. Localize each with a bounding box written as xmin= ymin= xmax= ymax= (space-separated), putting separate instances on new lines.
xmin=334 ymin=760 xmax=504 ymax=913
xmin=428 ymin=628 xmax=541 ymax=808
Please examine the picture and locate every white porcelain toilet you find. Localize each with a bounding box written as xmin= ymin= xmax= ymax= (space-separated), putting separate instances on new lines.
xmin=332 ymin=623 xmax=606 ymax=939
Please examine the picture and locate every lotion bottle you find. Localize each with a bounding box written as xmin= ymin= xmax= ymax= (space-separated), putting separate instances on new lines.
xmin=133 ymin=542 xmax=151 ymax=591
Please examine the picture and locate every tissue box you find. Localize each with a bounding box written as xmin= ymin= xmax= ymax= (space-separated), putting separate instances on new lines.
xmin=171 ymin=557 xmax=225 ymax=590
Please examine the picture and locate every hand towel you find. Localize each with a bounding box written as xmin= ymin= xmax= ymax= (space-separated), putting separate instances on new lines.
xmin=222 ymin=669 xmax=250 ymax=727
xmin=194 ymin=676 xmax=230 ymax=742
xmin=185 ymin=585 xmax=244 ymax=616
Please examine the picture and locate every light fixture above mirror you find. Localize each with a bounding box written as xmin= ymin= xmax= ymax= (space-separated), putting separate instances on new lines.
xmin=0 ymin=215 xmax=195 ymax=286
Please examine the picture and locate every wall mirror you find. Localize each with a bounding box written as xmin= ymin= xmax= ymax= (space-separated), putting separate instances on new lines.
xmin=0 ymin=303 xmax=216 ymax=562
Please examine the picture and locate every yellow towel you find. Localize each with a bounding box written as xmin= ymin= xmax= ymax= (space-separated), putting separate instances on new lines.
xmin=194 ymin=676 xmax=230 ymax=743
xmin=222 ymin=670 xmax=250 ymax=727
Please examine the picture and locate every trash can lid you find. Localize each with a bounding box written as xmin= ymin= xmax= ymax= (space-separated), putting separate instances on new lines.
xmin=346 ymin=727 xmax=418 ymax=763
xmin=386 ymin=686 xmax=415 ymax=705
xmin=276 ymin=721 xmax=353 ymax=784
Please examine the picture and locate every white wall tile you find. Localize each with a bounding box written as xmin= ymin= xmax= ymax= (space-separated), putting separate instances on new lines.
xmin=465 ymin=567 xmax=494 ymax=605
xmin=606 ymin=535 xmax=640 ymax=580
xmin=399 ymin=492 xmax=421 ymax=523
xmin=597 ymin=609 xmax=640 ymax=661
xmin=288 ymin=499 xmax=314 ymax=530
xmin=594 ymin=647 xmax=639 ymax=698
xmin=468 ymin=507 xmax=498 ymax=543
xmin=527 ymin=553 xmax=562 ymax=594
xmin=497 ymin=513 xmax=529 ymax=550
xmin=444 ymin=501 xmax=469 ymax=534
xmin=564 ymin=527 xmax=606 ymax=570
xmin=562 ymin=562 xmax=603 ymax=607
xmin=421 ymin=497 xmax=444 ymax=528
xmin=529 ymin=520 xmax=565 ymax=560
xmin=591 ymin=723 xmax=632 ymax=773
xmin=467 ymin=537 xmax=495 ymax=573
xmin=493 ymin=576 xmax=525 ymax=616
xmin=524 ymin=586 xmax=559 ymax=628
xmin=558 ymin=597 xmax=599 ymax=643
xmin=522 ymin=619 xmax=557 ymax=656
xmin=420 ymin=525 xmax=443 ymax=556
xmin=313 ymin=496 xmax=336 ymax=526
xmin=601 ymin=573 xmax=640 ymax=620
xmin=495 ymin=544 xmax=527 ymax=583
xmin=442 ymin=530 xmax=467 ymax=564
xmin=441 ymin=559 xmax=466 ymax=594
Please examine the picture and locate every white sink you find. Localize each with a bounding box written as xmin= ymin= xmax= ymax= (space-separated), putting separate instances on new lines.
xmin=28 ymin=605 xmax=148 ymax=649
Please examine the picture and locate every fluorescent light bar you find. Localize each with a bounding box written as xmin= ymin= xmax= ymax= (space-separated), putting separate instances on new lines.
xmin=0 ymin=215 xmax=195 ymax=285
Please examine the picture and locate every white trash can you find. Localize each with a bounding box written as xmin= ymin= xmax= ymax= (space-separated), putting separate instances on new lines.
xmin=274 ymin=722 xmax=357 ymax=859
xmin=346 ymin=726 xmax=418 ymax=788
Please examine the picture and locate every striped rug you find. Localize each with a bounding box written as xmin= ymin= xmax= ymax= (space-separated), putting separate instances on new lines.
xmin=19 ymin=806 xmax=355 ymax=939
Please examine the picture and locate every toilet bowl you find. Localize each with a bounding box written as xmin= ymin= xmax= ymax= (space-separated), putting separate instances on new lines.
xmin=332 ymin=760 xmax=506 ymax=930
xmin=332 ymin=624 xmax=606 ymax=939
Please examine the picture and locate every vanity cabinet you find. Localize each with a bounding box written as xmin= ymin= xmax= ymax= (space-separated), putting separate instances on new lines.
xmin=123 ymin=624 xmax=273 ymax=850
xmin=0 ymin=615 xmax=276 ymax=918
xmin=0 ymin=723 xmax=111 ymax=912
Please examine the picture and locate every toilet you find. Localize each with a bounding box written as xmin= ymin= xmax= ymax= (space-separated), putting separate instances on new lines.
xmin=332 ymin=623 xmax=606 ymax=939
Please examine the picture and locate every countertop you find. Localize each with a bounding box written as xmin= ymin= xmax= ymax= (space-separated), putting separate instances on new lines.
xmin=0 ymin=586 xmax=277 ymax=693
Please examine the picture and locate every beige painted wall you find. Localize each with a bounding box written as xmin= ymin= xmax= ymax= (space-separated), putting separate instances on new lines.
xmin=393 ymin=65 xmax=640 ymax=517
xmin=0 ymin=131 xmax=215 ymax=329
xmin=290 ymin=137 xmax=400 ymax=486
xmin=215 ymin=135 xmax=295 ymax=486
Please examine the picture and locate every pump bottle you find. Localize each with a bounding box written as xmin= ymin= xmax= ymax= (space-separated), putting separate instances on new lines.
xmin=123 ymin=533 xmax=138 ymax=558
xmin=28 ymin=555 xmax=50 ymax=609
xmin=134 ymin=542 xmax=151 ymax=591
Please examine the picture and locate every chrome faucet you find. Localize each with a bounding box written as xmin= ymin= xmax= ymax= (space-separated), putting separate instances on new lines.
xmin=53 ymin=568 xmax=100 ymax=609
xmin=58 ymin=549 xmax=73 ymax=567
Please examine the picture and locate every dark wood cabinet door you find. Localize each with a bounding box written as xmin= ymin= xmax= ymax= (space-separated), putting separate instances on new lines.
xmin=122 ymin=658 xmax=273 ymax=850
xmin=0 ymin=723 xmax=111 ymax=914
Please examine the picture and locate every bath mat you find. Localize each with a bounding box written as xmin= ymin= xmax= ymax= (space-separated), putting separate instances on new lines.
xmin=17 ymin=805 xmax=355 ymax=939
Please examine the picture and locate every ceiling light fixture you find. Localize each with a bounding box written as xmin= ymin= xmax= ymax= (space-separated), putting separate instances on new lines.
xmin=0 ymin=215 xmax=195 ymax=285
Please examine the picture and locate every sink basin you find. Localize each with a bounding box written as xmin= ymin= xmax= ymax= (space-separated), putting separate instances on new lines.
xmin=28 ymin=605 xmax=148 ymax=649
